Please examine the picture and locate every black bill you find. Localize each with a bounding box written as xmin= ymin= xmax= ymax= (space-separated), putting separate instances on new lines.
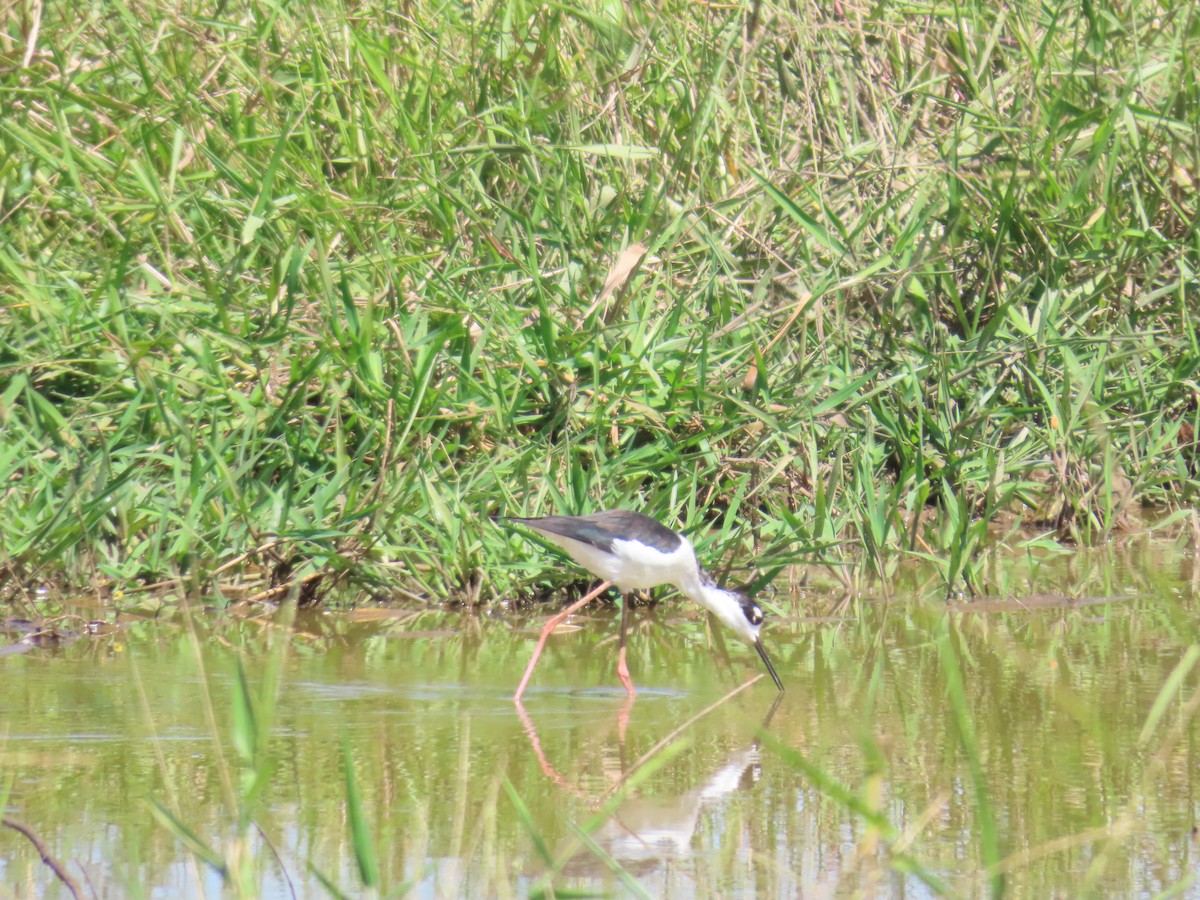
xmin=754 ymin=638 xmax=784 ymax=692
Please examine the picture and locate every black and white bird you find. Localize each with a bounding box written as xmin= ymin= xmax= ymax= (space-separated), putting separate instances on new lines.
xmin=497 ymin=509 xmax=784 ymax=701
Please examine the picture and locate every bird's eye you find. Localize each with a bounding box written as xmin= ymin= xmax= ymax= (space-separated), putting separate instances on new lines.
xmin=740 ymin=598 xmax=764 ymax=625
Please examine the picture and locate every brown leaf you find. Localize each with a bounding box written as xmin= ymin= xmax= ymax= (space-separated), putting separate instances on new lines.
xmin=585 ymin=242 xmax=648 ymax=322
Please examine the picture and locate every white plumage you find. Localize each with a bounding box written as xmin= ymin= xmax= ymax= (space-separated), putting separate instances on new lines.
xmin=499 ymin=510 xmax=783 ymax=698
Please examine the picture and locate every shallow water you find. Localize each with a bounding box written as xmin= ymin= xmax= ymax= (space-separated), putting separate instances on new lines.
xmin=3 ymin=541 xmax=1199 ymax=897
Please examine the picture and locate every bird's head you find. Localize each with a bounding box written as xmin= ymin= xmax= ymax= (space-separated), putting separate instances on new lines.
xmin=691 ymin=578 xmax=784 ymax=692
xmin=692 ymin=582 xmax=765 ymax=645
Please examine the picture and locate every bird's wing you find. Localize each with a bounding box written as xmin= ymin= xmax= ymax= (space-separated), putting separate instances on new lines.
xmin=500 ymin=510 xmax=682 ymax=554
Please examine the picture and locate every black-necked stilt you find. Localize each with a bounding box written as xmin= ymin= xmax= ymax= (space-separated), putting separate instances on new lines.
xmin=497 ymin=509 xmax=784 ymax=701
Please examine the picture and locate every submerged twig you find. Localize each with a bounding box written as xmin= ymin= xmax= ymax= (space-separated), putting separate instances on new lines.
xmin=2 ymin=817 xmax=84 ymax=900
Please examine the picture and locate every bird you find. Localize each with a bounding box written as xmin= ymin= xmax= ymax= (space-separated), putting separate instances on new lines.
xmin=496 ymin=509 xmax=784 ymax=701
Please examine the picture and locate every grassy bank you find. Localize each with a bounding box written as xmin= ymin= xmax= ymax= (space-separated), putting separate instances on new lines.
xmin=1 ymin=0 xmax=1197 ymax=603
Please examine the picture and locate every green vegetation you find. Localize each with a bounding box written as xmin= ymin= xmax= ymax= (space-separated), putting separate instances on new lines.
xmin=1 ymin=0 xmax=1197 ymax=601
xmin=147 ymin=614 xmax=287 ymax=897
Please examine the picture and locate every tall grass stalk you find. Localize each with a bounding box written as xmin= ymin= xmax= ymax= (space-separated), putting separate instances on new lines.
xmin=147 ymin=596 xmax=291 ymax=895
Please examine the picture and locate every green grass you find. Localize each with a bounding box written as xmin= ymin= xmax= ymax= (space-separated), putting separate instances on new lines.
xmin=1 ymin=0 xmax=1197 ymax=602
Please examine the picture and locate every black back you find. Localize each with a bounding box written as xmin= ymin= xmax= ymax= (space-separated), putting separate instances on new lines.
xmin=498 ymin=510 xmax=683 ymax=554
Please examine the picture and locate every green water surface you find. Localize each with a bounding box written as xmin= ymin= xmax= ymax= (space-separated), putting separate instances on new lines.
xmin=3 ymin=542 xmax=1198 ymax=898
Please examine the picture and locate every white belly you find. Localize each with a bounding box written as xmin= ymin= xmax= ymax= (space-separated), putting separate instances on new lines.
xmin=539 ymin=533 xmax=699 ymax=592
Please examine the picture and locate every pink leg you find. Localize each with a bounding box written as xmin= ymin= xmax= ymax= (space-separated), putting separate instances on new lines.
xmin=513 ymin=581 xmax=612 ymax=702
xmin=616 ymin=594 xmax=636 ymax=697
xmin=617 ymin=690 xmax=634 ymax=744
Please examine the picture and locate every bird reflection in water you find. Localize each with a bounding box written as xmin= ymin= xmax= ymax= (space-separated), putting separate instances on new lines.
xmin=515 ymin=680 xmax=784 ymax=878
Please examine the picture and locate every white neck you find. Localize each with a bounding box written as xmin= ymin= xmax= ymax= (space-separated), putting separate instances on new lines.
xmin=678 ymin=575 xmax=759 ymax=646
